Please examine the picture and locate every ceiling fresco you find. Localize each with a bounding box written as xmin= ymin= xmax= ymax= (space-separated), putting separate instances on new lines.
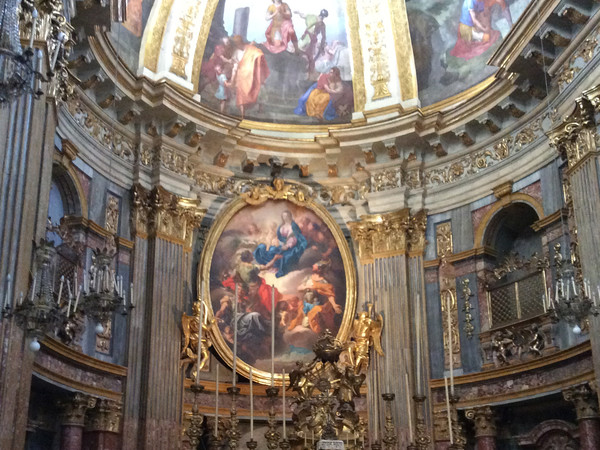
xmin=198 ymin=0 xmax=355 ymax=124
xmin=406 ymin=0 xmax=532 ymax=106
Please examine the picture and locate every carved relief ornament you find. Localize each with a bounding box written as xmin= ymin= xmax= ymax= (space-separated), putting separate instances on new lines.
xmin=465 ymin=406 xmax=497 ymax=438
xmin=548 ymin=95 xmax=598 ymax=171
xmin=348 ymin=209 xmax=428 ymax=263
xmin=131 ymin=184 xmax=205 ymax=248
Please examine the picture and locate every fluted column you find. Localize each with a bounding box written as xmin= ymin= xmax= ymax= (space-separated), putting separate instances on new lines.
xmin=563 ymin=383 xmax=600 ymax=450
xmin=0 ymin=41 xmax=64 ymax=450
xmin=83 ymin=399 xmax=123 ymax=450
xmin=60 ymin=393 xmax=97 ymax=450
xmin=465 ymin=406 xmax=497 ymax=450
xmin=549 ymin=87 xmax=600 ymax=391
xmin=122 ymin=185 xmax=205 ymax=450
xmin=349 ymin=209 xmax=428 ymax=448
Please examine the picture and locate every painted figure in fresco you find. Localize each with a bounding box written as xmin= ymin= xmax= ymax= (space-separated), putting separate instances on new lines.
xmin=294 ymin=260 xmax=343 ymax=335
xmin=294 ymin=67 xmax=352 ymax=121
xmin=294 ymin=9 xmax=328 ymax=75
xmin=199 ymin=37 xmax=234 ymax=93
xmin=450 ymin=0 xmax=511 ymax=60
xmin=214 ymin=64 xmax=231 ymax=113
xmin=264 ymin=0 xmax=300 ymax=54
xmin=254 ymin=210 xmax=308 ymax=278
xmin=230 ymin=35 xmax=270 ymax=118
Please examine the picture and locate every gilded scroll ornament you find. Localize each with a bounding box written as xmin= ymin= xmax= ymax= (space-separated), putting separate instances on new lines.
xmin=435 ymin=222 xmax=453 ymax=260
xmin=170 ymin=0 xmax=202 ymax=79
xmin=105 ymin=195 xmax=120 ymax=234
xmin=356 ymin=0 xmax=391 ymax=101
xmin=241 ymin=177 xmax=313 ymax=206
xmin=181 ymin=300 xmax=215 ymax=378
xmin=441 ymin=286 xmax=460 ymax=370
xmin=344 ymin=0 xmax=366 ymax=112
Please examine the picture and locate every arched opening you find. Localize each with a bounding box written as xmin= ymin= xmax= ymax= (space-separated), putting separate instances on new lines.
xmin=483 ymin=202 xmax=545 ymax=328
xmin=483 ymin=202 xmax=542 ymax=260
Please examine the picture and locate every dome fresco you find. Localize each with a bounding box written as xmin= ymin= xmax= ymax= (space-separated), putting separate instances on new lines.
xmin=407 ymin=0 xmax=532 ymax=106
xmin=198 ymin=0 xmax=354 ymax=124
xmin=112 ymin=0 xmax=534 ymax=121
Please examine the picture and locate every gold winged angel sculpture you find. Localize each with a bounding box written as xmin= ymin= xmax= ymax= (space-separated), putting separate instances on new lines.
xmin=345 ymin=303 xmax=384 ymax=374
xmin=181 ymin=300 xmax=214 ymax=378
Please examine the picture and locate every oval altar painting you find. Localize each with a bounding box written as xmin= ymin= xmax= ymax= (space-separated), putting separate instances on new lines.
xmin=207 ymin=199 xmax=350 ymax=378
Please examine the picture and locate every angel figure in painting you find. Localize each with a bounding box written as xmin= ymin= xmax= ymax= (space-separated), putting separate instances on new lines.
xmin=180 ymin=301 xmax=214 ymax=378
xmin=345 ymin=305 xmax=384 ymax=374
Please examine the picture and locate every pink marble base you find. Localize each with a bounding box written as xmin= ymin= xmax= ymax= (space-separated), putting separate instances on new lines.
xmin=476 ymin=436 xmax=496 ymax=450
xmin=82 ymin=431 xmax=121 ymax=450
xmin=61 ymin=425 xmax=83 ymax=450
xmin=579 ymin=419 xmax=600 ymax=450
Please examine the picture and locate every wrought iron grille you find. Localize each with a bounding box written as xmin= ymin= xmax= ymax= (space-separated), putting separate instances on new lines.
xmin=488 ymin=272 xmax=545 ymax=327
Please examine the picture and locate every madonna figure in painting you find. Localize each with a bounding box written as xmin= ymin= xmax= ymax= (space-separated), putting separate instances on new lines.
xmin=254 ymin=210 xmax=308 ymax=278
xmin=207 ymin=199 xmax=350 ymax=376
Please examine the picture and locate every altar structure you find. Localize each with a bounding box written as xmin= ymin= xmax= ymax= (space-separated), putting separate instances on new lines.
xmin=2 ymin=0 xmax=600 ymax=449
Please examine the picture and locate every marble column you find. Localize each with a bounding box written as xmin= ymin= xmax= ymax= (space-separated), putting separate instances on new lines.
xmin=60 ymin=393 xmax=97 ymax=450
xmin=549 ymin=88 xmax=600 ymax=393
xmin=83 ymin=399 xmax=123 ymax=450
xmin=563 ymin=383 xmax=600 ymax=450
xmin=349 ymin=209 xmax=429 ymax=448
xmin=122 ymin=185 xmax=204 ymax=450
xmin=465 ymin=406 xmax=497 ymax=450
xmin=0 ymin=50 xmax=60 ymax=450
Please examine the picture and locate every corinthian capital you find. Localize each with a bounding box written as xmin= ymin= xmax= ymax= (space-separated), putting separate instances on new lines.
xmin=348 ymin=209 xmax=410 ymax=263
xmin=563 ymin=383 xmax=599 ymax=421
xmin=465 ymin=406 xmax=497 ymax=438
xmin=548 ymin=96 xmax=597 ymax=170
xmin=131 ymin=184 xmax=205 ymax=248
xmin=86 ymin=399 xmax=122 ymax=433
xmin=60 ymin=393 xmax=97 ymax=427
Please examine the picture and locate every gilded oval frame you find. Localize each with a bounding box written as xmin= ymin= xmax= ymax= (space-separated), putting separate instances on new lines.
xmin=198 ymin=181 xmax=356 ymax=386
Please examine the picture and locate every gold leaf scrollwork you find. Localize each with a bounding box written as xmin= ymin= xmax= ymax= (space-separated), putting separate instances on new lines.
xmin=241 ymin=178 xmax=313 ymax=206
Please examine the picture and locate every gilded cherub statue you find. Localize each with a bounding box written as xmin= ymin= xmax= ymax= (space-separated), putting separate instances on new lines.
xmin=345 ymin=303 xmax=384 ymax=374
xmin=181 ymin=300 xmax=214 ymax=378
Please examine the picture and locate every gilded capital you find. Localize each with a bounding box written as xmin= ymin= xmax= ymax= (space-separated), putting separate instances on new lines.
xmin=465 ymin=406 xmax=497 ymax=438
xmin=132 ymin=184 xmax=206 ymax=248
xmin=60 ymin=393 xmax=97 ymax=427
xmin=548 ymin=95 xmax=598 ymax=170
xmin=407 ymin=210 xmax=428 ymax=256
xmin=563 ymin=383 xmax=599 ymax=421
xmin=86 ymin=399 xmax=122 ymax=433
xmin=348 ymin=209 xmax=410 ymax=263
